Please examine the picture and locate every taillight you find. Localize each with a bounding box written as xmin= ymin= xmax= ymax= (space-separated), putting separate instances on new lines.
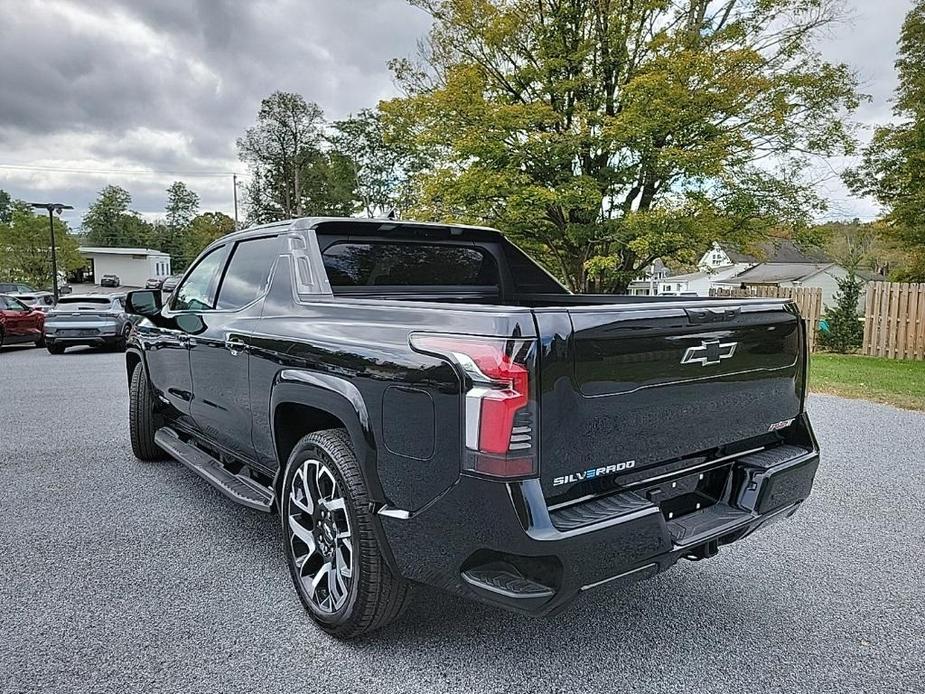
xmin=410 ymin=333 xmax=537 ymax=479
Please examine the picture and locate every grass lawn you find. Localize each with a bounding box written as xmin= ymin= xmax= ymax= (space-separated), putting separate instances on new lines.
xmin=810 ymin=353 xmax=925 ymax=411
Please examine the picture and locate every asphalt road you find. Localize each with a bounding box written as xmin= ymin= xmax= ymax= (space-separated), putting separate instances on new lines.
xmin=1 ymin=345 xmax=923 ymax=694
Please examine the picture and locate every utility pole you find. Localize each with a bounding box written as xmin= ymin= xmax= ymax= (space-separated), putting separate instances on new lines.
xmin=232 ymin=174 xmax=239 ymax=229
xmin=30 ymin=202 xmax=73 ymax=302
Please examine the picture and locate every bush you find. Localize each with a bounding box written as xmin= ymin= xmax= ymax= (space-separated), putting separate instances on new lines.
xmin=818 ymin=273 xmax=865 ymax=353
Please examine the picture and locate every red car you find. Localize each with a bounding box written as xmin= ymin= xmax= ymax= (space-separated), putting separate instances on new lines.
xmin=0 ymin=294 xmax=45 ymax=350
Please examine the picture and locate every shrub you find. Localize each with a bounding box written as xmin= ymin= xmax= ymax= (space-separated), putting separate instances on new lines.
xmin=819 ymin=273 xmax=865 ymax=353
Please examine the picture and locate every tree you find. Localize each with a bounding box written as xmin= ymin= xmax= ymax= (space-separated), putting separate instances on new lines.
xmin=165 ymin=181 xmax=199 ymax=230
xmin=846 ymin=0 xmax=925 ymax=281
xmin=82 ymin=185 xmax=152 ymax=247
xmin=0 ymin=200 xmax=85 ymax=288
xmin=151 ymin=181 xmax=201 ymax=270
xmin=181 ymin=212 xmax=236 ymax=266
xmin=237 ymin=91 xmax=326 ymax=220
xmin=329 ymin=109 xmax=423 ymax=217
xmin=0 ymin=189 xmax=11 ymax=224
xmin=382 ymin=0 xmax=860 ymax=291
xmin=819 ymin=273 xmax=864 ymax=353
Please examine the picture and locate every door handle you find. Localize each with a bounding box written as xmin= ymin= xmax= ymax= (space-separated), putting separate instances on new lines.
xmin=225 ymin=336 xmax=246 ymax=356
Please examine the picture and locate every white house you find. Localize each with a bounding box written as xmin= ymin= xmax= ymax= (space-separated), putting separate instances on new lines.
xmin=626 ymin=260 xmax=670 ymax=295
xmin=658 ymin=264 xmax=746 ymax=296
xmin=78 ymin=247 xmax=171 ymax=288
xmin=713 ymin=263 xmax=884 ymax=308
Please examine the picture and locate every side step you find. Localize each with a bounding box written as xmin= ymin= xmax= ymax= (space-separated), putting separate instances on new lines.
xmin=154 ymin=428 xmax=275 ymax=512
xmin=462 ymin=567 xmax=555 ymax=600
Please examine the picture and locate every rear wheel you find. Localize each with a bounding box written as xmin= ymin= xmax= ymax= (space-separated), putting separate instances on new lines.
xmin=129 ymin=362 xmax=165 ymax=461
xmin=281 ymin=429 xmax=411 ymax=638
xmin=46 ymin=343 xmax=65 ymax=355
xmin=34 ymin=335 xmax=45 ymax=347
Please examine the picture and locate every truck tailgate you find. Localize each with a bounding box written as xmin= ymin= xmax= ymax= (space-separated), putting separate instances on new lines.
xmin=535 ymin=300 xmax=805 ymax=498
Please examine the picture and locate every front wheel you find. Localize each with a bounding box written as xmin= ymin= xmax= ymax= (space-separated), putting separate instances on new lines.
xmin=281 ymin=429 xmax=411 ymax=638
xmin=129 ymin=362 xmax=166 ymax=461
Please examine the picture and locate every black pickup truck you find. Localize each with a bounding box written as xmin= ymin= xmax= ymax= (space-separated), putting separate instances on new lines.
xmin=124 ymin=217 xmax=820 ymax=638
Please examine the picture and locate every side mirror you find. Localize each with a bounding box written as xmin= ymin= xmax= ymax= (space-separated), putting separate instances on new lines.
xmin=125 ymin=290 xmax=163 ymax=318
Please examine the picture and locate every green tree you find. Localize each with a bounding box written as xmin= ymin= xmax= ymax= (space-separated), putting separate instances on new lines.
xmin=237 ymin=91 xmax=326 ymax=220
xmin=0 ymin=189 xmax=11 ymax=224
xmin=330 ymin=108 xmax=423 ymax=217
xmin=180 ymin=212 xmax=235 ymax=267
xmin=301 ymin=150 xmax=357 ymax=217
xmin=165 ymin=181 xmax=199 ymax=230
xmin=846 ymin=0 xmax=925 ymax=281
xmin=82 ymin=185 xmax=152 ymax=247
xmin=819 ymin=273 xmax=865 ymax=353
xmin=383 ymin=0 xmax=860 ymax=291
xmin=151 ymin=181 xmax=201 ymax=269
xmin=0 ymin=200 xmax=84 ymax=288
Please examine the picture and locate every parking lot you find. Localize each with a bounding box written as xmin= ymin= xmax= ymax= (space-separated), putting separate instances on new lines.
xmin=1 ymin=344 xmax=923 ymax=694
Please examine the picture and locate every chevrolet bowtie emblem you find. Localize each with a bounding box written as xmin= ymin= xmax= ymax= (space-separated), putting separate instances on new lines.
xmin=681 ymin=339 xmax=737 ymax=366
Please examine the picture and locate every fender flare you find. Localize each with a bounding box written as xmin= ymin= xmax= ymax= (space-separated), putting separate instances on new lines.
xmin=269 ymin=369 xmax=383 ymax=503
xmin=124 ymin=346 xmax=147 ymax=385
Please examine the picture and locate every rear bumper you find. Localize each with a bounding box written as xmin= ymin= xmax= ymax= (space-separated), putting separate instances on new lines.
xmin=45 ymin=332 xmax=124 ymax=347
xmin=379 ymin=443 xmax=819 ymax=615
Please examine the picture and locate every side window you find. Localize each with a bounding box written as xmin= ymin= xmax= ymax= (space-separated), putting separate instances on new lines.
xmin=171 ymin=246 xmax=229 ymax=312
xmin=215 ymin=236 xmax=280 ymax=310
xmin=0 ymin=297 xmax=9 ymax=309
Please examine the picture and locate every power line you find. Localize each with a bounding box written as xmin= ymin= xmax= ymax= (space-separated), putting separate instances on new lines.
xmin=0 ymin=163 xmax=238 ymax=177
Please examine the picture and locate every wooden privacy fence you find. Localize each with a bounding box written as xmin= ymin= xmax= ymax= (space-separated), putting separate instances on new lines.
xmin=863 ymin=282 xmax=925 ymax=360
xmin=709 ymin=286 xmax=823 ymax=352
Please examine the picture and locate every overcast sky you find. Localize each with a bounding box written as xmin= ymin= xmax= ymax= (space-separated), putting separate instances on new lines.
xmin=0 ymin=0 xmax=914 ymax=229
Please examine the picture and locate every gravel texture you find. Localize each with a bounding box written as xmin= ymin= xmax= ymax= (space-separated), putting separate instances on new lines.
xmin=1 ymin=344 xmax=923 ymax=693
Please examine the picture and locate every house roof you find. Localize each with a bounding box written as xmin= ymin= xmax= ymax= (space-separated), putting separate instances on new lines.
xmin=716 ymin=262 xmax=835 ymax=284
xmin=78 ymin=247 xmax=167 ymax=257
xmin=665 ymin=270 xmax=710 ymax=282
xmin=721 ymin=239 xmax=829 ymax=264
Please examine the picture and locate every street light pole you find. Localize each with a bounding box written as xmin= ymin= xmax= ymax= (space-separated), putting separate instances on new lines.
xmin=232 ymin=174 xmax=239 ymax=230
xmin=29 ymin=202 xmax=73 ymax=302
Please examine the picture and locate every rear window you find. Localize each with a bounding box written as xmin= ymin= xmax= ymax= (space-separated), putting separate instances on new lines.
xmin=56 ymin=297 xmax=111 ymax=306
xmin=321 ymin=242 xmax=498 ymax=287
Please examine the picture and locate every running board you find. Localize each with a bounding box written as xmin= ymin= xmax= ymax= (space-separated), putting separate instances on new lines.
xmin=154 ymin=427 xmax=275 ymax=512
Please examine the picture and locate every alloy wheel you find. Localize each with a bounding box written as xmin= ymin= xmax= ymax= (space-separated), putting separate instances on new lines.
xmin=287 ymin=458 xmax=354 ymax=613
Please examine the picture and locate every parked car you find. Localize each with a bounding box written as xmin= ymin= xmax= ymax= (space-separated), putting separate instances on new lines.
xmin=145 ymin=277 xmax=166 ymax=290
xmin=11 ymin=292 xmax=56 ymax=313
xmin=0 ymin=294 xmax=45 ymax=349
xmin=124 ymin=217 xmax=821 ymax=639
xmin=44 ymin=294 xmax=133 ymax=354
xmin=100 ymin=274 xmax=121 ymax=288
xmin=0 ymin=282 xmax=37 ymax=294
xmin=160 ymin=274 xmax=182 ymax=294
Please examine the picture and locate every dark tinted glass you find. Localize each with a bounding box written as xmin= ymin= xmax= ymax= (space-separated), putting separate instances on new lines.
xmin=172 ymin=245 xmax=229 ymax=311
xmin=322 ymin=242 xmax=498 ymax=287
xmin=216 ymin=236 xmax=280 ymax=309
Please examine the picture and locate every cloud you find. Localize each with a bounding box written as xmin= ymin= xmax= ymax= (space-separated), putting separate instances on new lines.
xmin=0 ymin=0 xmax=913 ymax=226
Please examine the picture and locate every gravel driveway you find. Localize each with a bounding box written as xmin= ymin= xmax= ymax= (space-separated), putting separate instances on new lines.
xmin=1 ymin=345 xmax=922 ymax=694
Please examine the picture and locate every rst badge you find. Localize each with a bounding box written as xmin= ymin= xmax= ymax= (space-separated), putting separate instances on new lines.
xmin=681 ymin=339 xmax=737 ymax=366
xmin=553 ymin=460 xmax=636 ymax=486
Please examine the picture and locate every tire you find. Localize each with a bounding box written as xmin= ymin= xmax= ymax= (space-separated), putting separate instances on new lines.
xmin=113 ymin=324 xmax=132 ymax=352
xmin=0 ymin=328 xmax=4 ymax=351
xmin=281 ymin=429 xmax=411 ymax=638
xmin=34 ymin=335 xmax=45 ymax=348
xmin=129 ymin=362 xmax=166 ymax=461
xmin=46 ymin=343 xmax=65 ymax=355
